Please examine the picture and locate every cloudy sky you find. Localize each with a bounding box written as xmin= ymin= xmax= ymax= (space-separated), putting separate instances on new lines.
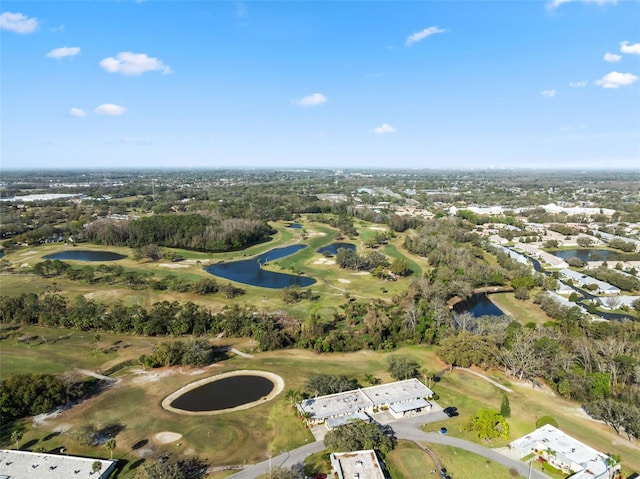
xmin=1 ymin=0 xmax=639 ymax=170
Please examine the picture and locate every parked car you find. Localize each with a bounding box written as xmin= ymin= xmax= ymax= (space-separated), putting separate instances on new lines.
xmin=443 ymin=406 xmax=458 ymax=417
xmin=440 ymin=427 xmax=448 ymax=434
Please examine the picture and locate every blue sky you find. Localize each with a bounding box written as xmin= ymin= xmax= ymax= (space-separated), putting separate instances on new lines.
xmin=1 ymin=0 xmax=639 ymax=170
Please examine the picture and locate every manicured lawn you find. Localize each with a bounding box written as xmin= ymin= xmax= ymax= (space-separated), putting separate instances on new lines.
xmin=490 ymin=292 xmax=552 ymax=325
xmin=426 ymin=443 xmax=518 ymax=479
xmin=386 ymin=440 xmax=435 ymax=479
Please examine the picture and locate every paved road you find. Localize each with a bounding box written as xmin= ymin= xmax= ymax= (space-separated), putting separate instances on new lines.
xmin=226 ymin=412 xmax=550 ymax=479
xmin=391 ymin=419 xmax=547 ymax=479
xmin=225 ymin=442 xmax=324 ymax=479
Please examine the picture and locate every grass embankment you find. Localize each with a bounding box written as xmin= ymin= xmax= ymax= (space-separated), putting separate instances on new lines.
xmin=490 ymin=293 xmax=552 ymax=326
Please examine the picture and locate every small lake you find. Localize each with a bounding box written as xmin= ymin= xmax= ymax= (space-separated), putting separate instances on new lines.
xmin=288 ymin=223 xmax=303 ymax=229
xmin=42 ymin=250 xmax=127 ymax=261
xmin=169 ymin=375 xmax=275 ymax=412
xmin=205 ymin=244 xmax=316 ymax=289
xmin=317 ymin=242 xmax=356 ymax=255
xmin=454 ymin=293 xmax=505 ymax=318
xmin=550 ymin=249 xmax=626 ymax=262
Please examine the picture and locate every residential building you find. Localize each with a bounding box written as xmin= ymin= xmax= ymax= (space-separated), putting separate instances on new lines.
xmin=297 ymin=378 xmax=434 ymax=428
xmin=510 ymin=425 xmax=619 ymax=479
xmin=0 ymin=449 xmax=117 ymax=479
xmin=330 ymin=449 xmax=386 ymax=479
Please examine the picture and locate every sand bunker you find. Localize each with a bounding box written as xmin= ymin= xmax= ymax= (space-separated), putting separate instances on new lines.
xmin=337 ymin=278 xmax=351 ymax=284
xmin=154 ymin=432 xmax=182 ymax=444
xmin=158 ymin=263 xmax=189 ymax=269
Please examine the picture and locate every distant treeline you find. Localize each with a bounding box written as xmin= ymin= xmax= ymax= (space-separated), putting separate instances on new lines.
xmin=84 ymin=214 xmax=274 ymax=252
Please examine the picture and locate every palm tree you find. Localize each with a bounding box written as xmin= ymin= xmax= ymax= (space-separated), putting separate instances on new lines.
xmin=10 ymin=430 xmax=22 ymax=450
xmin=105 ymin=438 xmax=116 ymax=459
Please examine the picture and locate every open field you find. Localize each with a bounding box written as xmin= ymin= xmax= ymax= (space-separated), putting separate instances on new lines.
xmin=386 ymin=440 xmax=436 ymax=479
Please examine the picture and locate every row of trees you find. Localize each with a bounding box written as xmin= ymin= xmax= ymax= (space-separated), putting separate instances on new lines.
xmin=29 ymin=260 xmax=244 ymax=298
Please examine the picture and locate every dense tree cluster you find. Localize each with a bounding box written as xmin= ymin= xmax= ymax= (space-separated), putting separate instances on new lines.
xmin=1 ymin=373 xmax=94 ymax=421
xmin=324 ymin=420 xmax=394 ymax=455
xmin=140 ymin=339 xmax=224 ymax=368
xmin=84 ymin=214 xmax=274 ymax=252
xmin=304 ymin=374 xmax=359 ymax=396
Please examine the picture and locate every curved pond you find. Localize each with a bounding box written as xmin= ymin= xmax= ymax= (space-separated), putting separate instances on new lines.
xmin=317 ymin=242 xmax=356 ymax=255
xmin=205 ymin=244 xmax=316 ymax=288
xmin=454 ymin=293 xmax=505 ymax=318
xmin=162 ymin=370 xmax=284 ymax=415
xmin=550 ymin=249 xmax=627 ymax=262
xmin=288 ymin=223 xmax=303 ymax=229
xmin=42 ymin=250 xmax=127 ymax=261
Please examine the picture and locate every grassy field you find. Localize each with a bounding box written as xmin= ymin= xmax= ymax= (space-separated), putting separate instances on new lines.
xmin=426 ymin=443 xmax=518 ymax=479
xmin=2 ymin=220 xmax=639 ymax=477
xmin=2 ymin=335 xmax=638 ymax=477
xmin=386 ymin=440 xmax=436 ymax=479
xmin=490 ymin=292 xmax=553 ymax=325
xmin=0 ymin=220 xmax=430 ymax=318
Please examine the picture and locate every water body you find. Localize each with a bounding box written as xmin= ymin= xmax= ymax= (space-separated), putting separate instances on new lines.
xmin=288 ymin=223 xmax=303 ymax=229
xmin=43 ymin=250 xmax=127 ymax=261
xmin=170 ymin=375 xmax=275 ymax=412
xmin=454 ymin=293 xmax=505 ymax=318
xmin=205 ymin=244 xmax=316 ymax=288
xmin=317 ymin=242 xmax=356 ymax=255
xmin=551 ymin=249 xmax=627 ymax=262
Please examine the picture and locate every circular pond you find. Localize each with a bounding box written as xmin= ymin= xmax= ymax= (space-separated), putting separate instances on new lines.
xmin=43 ymin=250 xmax=127 ymax=261
xmin=162 ymin=370 xmax=284 ymax=415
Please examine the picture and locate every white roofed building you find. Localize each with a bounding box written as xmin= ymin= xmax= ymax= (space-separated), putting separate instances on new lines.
xmin=297 ymin=378 xmax=434 ymax=428
xmin=510 ymin=425 xmax=619 ymax=479
xmin=0 ymin=450 xmax=116 ymax=479
xmin=330 ymin=450 xmax=386 ymax=479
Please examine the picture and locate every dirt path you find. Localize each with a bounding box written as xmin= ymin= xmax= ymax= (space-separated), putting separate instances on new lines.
xmin=455 ymin=367 xmax=513 ymax=393
xmin=75 ymin=368 xmax=117 ymax=383
xmin=229 ymin=347 xmax=254 ymax=359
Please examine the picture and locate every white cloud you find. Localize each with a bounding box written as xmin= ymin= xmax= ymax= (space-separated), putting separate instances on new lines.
xmin=620 ymin=41 xmax=640 ymax=55
xmin=371 ymin=123 xmax=396 ymax=135
xmin=569 ymin=80 xmax=588 ymax=87
xmin=541 ymin=90 xmax=557 ymax=98
xmin=46 ymin=46 xmax=81 ymax=59
xmin=95 ymin=103 xmax=127 ymax=115
xmin=595 ymin=71 xmax=638 ymax=88
xmin=603 ymin=52 xmax=621 ymax=62
xmin=68 ymin=107 xmax=86 ymax=118
xmin=547 ymin=0 xmax=617 ymax=10
xmin=294 ymin=93 xmax=327 ymax=107
xmin=405 ymin=26 xmax=446 ymax=46
xmin=0 ymin=11 xmax=39 ymax=33
xmin=99 ymin=52 xmax=172 ymax=76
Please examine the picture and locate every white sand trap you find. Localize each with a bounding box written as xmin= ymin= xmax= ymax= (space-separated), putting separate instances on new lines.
xmin=313 ymin=258 xmax=328 ymax=264
xmin=20 ymin=250 xmax=36 ymax=256
xmin=154 ymin=432 xmax=182 ymax=444
xmin=369 ymin=227 xmax=387 ymax=231
xmin=337 ymin=278 xmax=351 ymax=284
xmin=158 ymin=263 xmax=189 ymax=269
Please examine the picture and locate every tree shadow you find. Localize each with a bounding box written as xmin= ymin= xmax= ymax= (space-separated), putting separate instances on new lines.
xmin=128 ymin=459 xmax=145 ymax=471
xmin=43 ymin=431 xmax=61 ymax=442
xmin=131 ymin=439 xmax=148 ymax=450
xmin=98 ymin=422 xmax=125 ymax=439
xmin=22 ymin=439 xmax=39 ymax=449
